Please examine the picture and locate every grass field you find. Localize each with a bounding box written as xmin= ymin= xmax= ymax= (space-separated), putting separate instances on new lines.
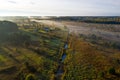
xmin=0 ymin=17 xmax=120 ymax=80
xmin=0 ymin=20 xmax=68 ymax=80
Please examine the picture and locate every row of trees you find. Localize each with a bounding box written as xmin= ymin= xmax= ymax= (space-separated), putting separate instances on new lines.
xmin=52 ymin=17 xmax=120 ymax=24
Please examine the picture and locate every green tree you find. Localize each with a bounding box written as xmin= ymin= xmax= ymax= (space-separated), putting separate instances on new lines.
xmin=25 ymin=74 xmax=35 ymax=80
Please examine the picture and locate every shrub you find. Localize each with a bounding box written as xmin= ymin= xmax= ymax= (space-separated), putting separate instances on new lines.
xmin=24 ymin=62 xmax=36 ymax=73
xmin=111 ymin=42 xmax=120 ymax=49
xmin=99 ymin=71 xmax=104 ymax=78
xmin=25 ymin=74 xmax=35 ymax=80
xmin=109 ymin=67 xmax=116 ymax=75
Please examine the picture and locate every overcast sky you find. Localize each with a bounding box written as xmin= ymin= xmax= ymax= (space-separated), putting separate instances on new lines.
xmin=0 ymin=0 xmax=120 ymax=16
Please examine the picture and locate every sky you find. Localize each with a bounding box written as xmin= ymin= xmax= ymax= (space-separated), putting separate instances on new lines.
xmin=0 ymin=0 xmax=120 ymax=16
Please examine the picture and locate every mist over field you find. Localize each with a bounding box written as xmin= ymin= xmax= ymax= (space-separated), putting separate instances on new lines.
xmin=0 ymin=0 xmax=120 ymax=80
xmin=0 ymin=16 xmax=120 ymax=80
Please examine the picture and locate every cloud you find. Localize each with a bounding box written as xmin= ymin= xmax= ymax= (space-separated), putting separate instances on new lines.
xmin=30 ymin=2 xmax=35 ymax=5
xmin=8 ymin=0 xmax=17 ymax=4
xmin=0 ymin=0 xmax=120 ymax=16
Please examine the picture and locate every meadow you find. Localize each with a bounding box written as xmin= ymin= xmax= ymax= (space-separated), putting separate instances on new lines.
xmin=0 ymin=17 xmax=120 ymax=80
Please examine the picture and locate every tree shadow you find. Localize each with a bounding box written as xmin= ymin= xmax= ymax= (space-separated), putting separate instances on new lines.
xmin=28 ymin=47 xmax=58 ymax=62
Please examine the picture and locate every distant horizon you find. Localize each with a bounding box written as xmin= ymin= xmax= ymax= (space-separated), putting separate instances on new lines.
xmin=0 ymin=0 xmax=120 ymax=16
xmin=0 ymin=15 xmax=120 ymax=17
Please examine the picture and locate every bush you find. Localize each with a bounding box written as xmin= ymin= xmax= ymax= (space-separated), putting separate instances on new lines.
xmin=99 ymin=71 xmax=104 ymax=77
xmin=109 ymin=67 xmax=116 ymax=75
xmin=25 ymin=74 xmax=35 ymax=80
xmin=110 ymin=42 xmax=120 ymax=49
xmin=24 ymin=62 xmax=37 ymax=73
